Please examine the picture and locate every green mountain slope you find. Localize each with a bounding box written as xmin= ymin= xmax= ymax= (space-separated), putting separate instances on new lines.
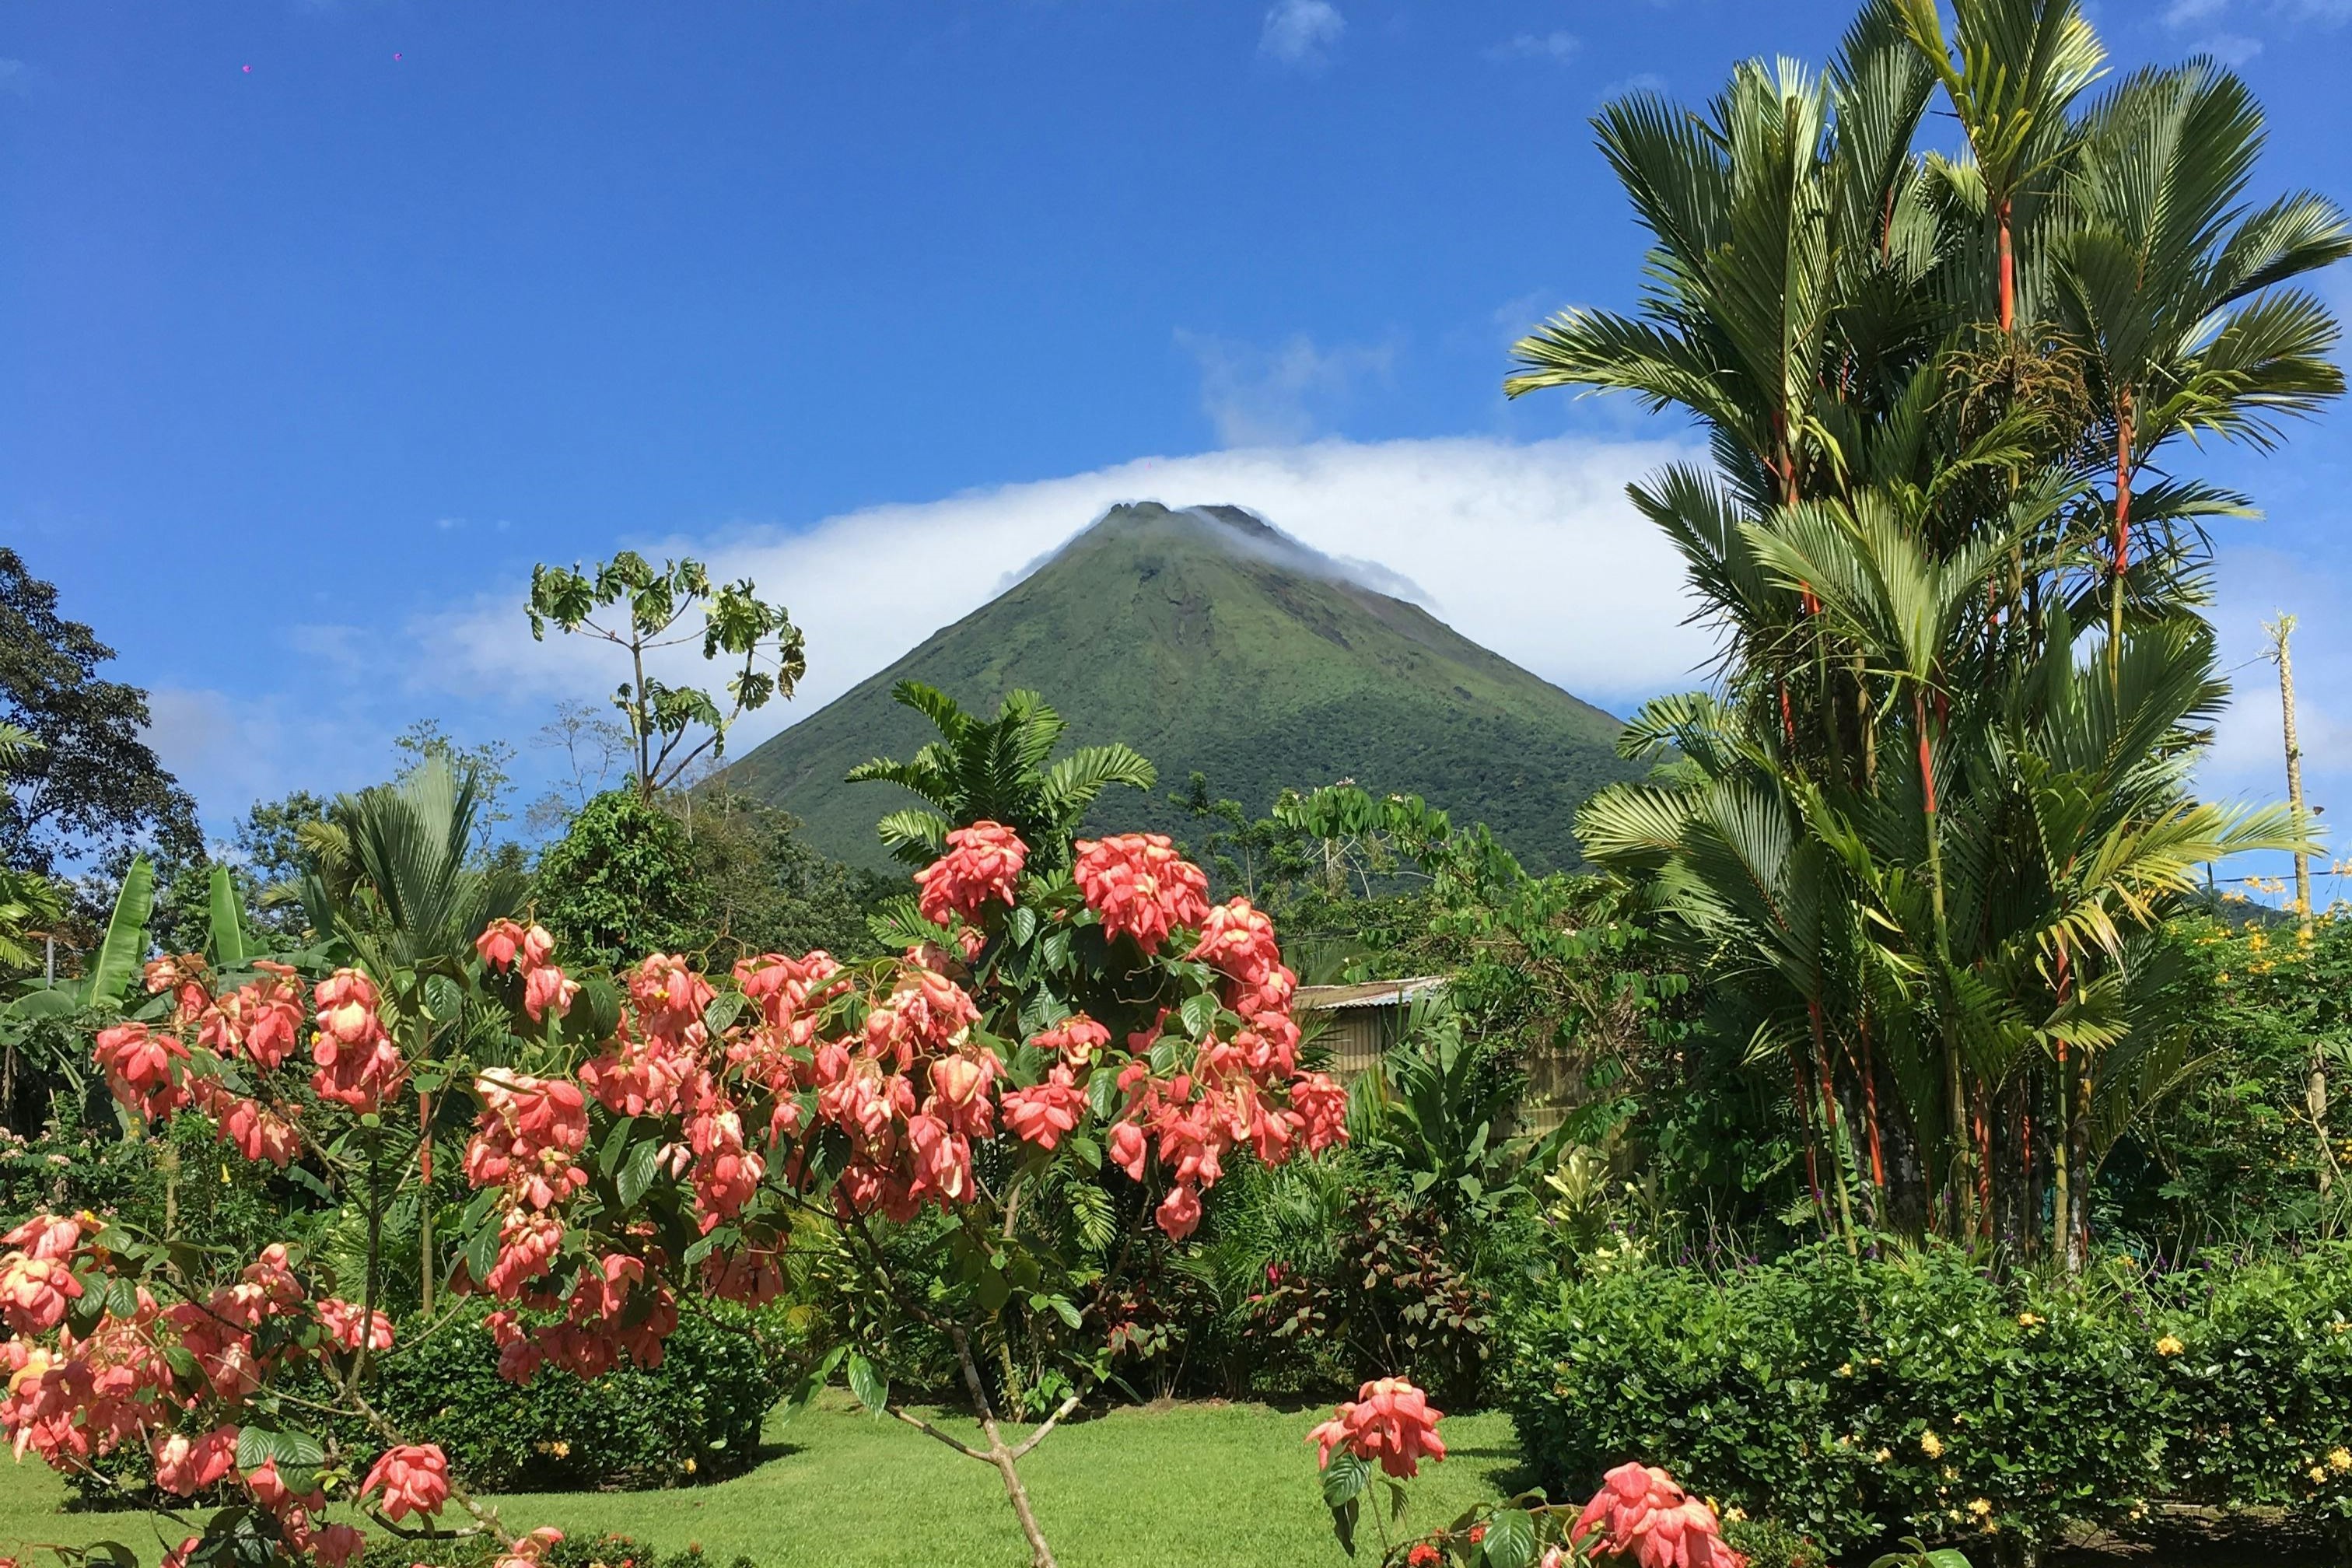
xmin=723 ymin=502 xmax=1646 ymax=874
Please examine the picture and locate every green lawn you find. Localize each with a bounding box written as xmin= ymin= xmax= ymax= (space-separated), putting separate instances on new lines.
xmin=0 ymin=1397 xmax=1523 ymax=1568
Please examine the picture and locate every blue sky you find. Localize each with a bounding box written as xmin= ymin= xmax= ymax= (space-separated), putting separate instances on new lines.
xmin=5 ymin=2 xmax=2350 ymax=891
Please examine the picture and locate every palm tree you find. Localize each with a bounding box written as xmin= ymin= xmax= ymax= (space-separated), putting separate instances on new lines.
xmin=297 ymin=754 xmax=527 ymax=1311
xmin=1521 ymin=0 xmax=2342 ymax=1259
xmin=846 ymin=683 xmax=1156 ymax=872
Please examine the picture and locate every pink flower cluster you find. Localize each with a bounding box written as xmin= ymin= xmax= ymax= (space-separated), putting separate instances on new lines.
xmin=475 ymin=919 xmax=578 ymax=1023
xmin=1307 ymin=1377 xmax=1449 ymax=1479
xmin=1075 ymin=833 xmax=1210 ymax=950
xmin=310 ymin=968 xmax=406 ymax=1111
xmin=0 ymin=1223 xmax=444 ymax=1567
xmin=914 ymin=821 xmax=1027 ymax=928
xmin=1572 ymin=1463 xmax=1747 ymax=1568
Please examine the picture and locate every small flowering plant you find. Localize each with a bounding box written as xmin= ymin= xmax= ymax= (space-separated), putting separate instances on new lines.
xmin=1309 ymin=1378 xmax=1747 ymax=1568
xmin=5 ymin=817 xmax=1342 ymax=1568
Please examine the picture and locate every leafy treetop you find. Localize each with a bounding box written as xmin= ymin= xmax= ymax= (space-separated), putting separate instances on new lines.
xmin=527 ymin=552 xmax=805 ymax=799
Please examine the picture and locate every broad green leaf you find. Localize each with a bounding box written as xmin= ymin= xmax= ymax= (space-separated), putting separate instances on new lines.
xmin=846 ymin=1353 xmax=888 ymax=1416
xmin=1481 ymin=1507 xmax=1537 ymax=1568
xmin=1321 ymin=1448 xmax=1371 ymax=1508
xmin=88 ymin=856 xmax=154 ymax=1009
xmin=616 ymin=1137 xmax=664 ymax=1207
xmin=206 ymin=865 xmax=247 ymax=967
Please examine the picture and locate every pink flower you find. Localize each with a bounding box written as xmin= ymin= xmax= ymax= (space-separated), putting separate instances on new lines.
xmin=152 ymin=1425 xmax=239 ymax=1496
xmin=475 ymin=918 xmax=527 ymax=973
xmin=1289 ymin=1072 xmax=1349 ymax=1153
xmin=1571 ymin=1462 xmax=1745 ymax=1568
xmin=1306 ymin=1377 xmax=1447 ymax=1479
xmin=1001 ymin=1068 xmax=1087 ymax=1151
xmin=1108 ymin=1120 xmax=1147 ymax=1181
xmin=312 ymin=1524 xmax=366 ymax=1567
xmin=1030 ymin=1014 xmax=1110 ymax=1066
xmin=362 ymin=1443 xmax=450 ymax=1522
xmin=2 ymin=1214 xmax=83 ymax=1263
xmin=316 ymin=1297 xmax=395 ymax=1353
xmin=1155 ymin=1182 xmax=1203 ymax=1241
xmin=0 ymin=1255 xmax=83 ymax=1334
xmin=198 ymin=964 xmax=306 ymax=1069
xmin=523 ymin=964 xmax=579 ymax=1024
xmin=1187 ymin=898 xmax=1283 ymax=985
xmin=926 ymin=1050 xmax=1000 ymax=1138
xmin=93 ymin=1022 xmax=191 ymax=1122
xmin=1073 ymin=834 xmax=1210 ymax=951
xmin=913 ymin=821 xmax=1027 ymax=927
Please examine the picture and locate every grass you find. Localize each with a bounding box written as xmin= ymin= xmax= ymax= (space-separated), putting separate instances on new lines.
xmin=0 ymin=1396 xmax=1523 ymax=1568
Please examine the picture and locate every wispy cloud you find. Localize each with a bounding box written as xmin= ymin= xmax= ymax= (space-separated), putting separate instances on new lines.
xmin=1174 ymin=331 xmax=1395 ymax=447
xmin=2200 ymin=30 xmax=2265 ymax=61
xmin=1598 ymin=71 xmax=1668 ymax=101
xmin=2163 ymin=0 xmax=2229 ymax=26
xmin=1259 ymin=0 xmax=1344 ymax=68
xmin=414 ymin=436 xmax=1720 ymax=769
xmin=1486 ymin=31 xmax=1580 ymax=65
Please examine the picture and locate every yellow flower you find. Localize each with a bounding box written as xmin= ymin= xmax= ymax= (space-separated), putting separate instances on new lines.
xmin=1836 ymin=1362 xmax=1855 ymax=1377
xmin=2249 ymin=932 xmax=2268 ymax=951
xmin=2330 ymin=1448 xmax=2351 ymax=1474
xmin=1967 ymin=1499 xmax=1993 ymax=1518
xmin=1873 ymin=1448 xmax=1892 ymax=1464
xmin=551 ymin=1440 xmax=570 ymax=1458
xmin=1723 ymin=1507 xmax=1747 ymax=1523
xmin=2217 ymin=971 xmax=2231 ymax=983
xmin=684 ymin=1456 xmax=698 ymax=1474
xmin=2312 ymin=1466 xmax=2329 ymax=1485
xmin=2156 ymin=1335 xmax=2185 ymax=1357
xmin=2018 ymin=1313 xmax=2044 ymax=1328
xmin=1921 ymin=1430 xmax=1945 ymax=1458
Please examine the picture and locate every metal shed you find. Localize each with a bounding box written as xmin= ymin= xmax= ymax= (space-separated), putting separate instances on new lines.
xmin=1293 ymin=975 xmax=1451 ymax=1080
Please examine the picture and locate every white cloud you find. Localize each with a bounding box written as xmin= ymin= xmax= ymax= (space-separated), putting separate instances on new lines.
xmin=414 ymin=435 xmax=1720 ymax=764
xmin=2200 ymin=30 xmax=2265 ymax=61
xmin=1258 ymin=0 xmax=1344 ymax=68
xmin=2163 ymin=0 xmax=2228 ymax=26
xmin=1487 ymin=31 xmax=1580 ymax=64
xmin=1598 ymin=72 xmax=1668 ymax=101
xmin=1174 ymin=330 xmax=1395 ymax=446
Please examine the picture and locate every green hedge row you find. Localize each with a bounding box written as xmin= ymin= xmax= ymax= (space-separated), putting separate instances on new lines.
xmin=72 ymin=1303 xmax=793 ymax=1503
xmin=1502 ymin=1243 xmax=2352 ymax=1556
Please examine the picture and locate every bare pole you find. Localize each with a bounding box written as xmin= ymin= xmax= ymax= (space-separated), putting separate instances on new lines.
xmin=2266 ymin=614 xmax=2314 ymax=938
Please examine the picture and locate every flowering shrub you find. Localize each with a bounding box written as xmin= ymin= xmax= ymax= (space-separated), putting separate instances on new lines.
xmin=0 ymin=818 xmax=1340 ymax=1568
xmin=1306 ymin=1375 xmax=1743 ymax=1568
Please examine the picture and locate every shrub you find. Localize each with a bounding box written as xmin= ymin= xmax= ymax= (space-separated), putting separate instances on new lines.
xmin=1503 ymin=1244 xmax=2161 ymax=1554
xmin=68 ymin=1302 xmax=795 ymax=1503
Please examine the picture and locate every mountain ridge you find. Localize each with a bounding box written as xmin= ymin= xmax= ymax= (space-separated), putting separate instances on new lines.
xmin=723 ymin=502 xmax=1644 ymax=873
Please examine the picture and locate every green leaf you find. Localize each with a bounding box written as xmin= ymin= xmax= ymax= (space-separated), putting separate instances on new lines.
xmin=234 ymin=1424 xmax=324 ymax=1473
xmin=702 ymin=990 xmax=746 ymax=1035
xmin=1321 ymin=1448 xmax=1371 ymax=1509
xmin=463 ymin=1222 xmax=502 ymax=1286
xmin=88 ymin=856 xmax=154 ymax=1009
xmin=206 ymin=865 xmax=248 ymax=968
xmin=846 ymin=1353 xmax=888 ymax=1416
xmin=616 ymin=1137 xmax=664 ymax=1207
xmin=1330 ymin=1495 xmax=1361 ymax=1558
xmin=1481 ymin=1508 xmax=1537 ymax=1568
xmin=1178 ymin=990 xmax=1218 ymax=1040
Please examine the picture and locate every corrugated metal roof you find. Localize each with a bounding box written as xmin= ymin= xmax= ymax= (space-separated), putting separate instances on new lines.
xmin=1293 ymin=976 xmax=1449 ymax=1012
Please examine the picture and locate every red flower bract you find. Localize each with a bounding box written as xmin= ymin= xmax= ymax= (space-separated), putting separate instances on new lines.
xmin=914 ymin=821 xmax=1027 ymax=928
xmin=1073 ymin=834 xmax=1209 ymax=952
xmin=1306 ymin=1377 xmax=1447 ymax=1479
xmin=1571 ymin=1462 xmax=1745 ymax=1568
xmin=363 ymin=1442 xmax=450 ymax=1522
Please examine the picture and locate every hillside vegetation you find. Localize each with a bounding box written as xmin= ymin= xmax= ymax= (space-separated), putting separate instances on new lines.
xmin=723 ymin=502 xmax=1643 ymax=872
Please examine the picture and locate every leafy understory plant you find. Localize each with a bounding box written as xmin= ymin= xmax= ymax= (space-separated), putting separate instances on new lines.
xmin=0 ymin=810 xmax=1346 ymax=1568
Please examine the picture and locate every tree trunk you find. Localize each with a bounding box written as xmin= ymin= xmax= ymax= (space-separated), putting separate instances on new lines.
xmin=951 ymin=1328 xmax=1061 ymax=1568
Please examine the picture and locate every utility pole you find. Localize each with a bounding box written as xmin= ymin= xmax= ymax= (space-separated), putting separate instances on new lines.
xmin=2266 ymin=614 xmax=2315 ymax=939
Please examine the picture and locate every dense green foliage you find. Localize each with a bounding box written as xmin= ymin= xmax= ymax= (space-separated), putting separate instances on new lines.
xmin=534 ymin=788 xmax=880 ymax=966
xmin=724 ymin=502 xmax=1644 ymax=876
xmin=1504 ymin=1244 xmax=2352 ymax=1556
xmin=0 ymin=548 xmax=201 ymax=881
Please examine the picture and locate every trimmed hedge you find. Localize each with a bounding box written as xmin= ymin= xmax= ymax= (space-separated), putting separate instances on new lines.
xmin=70 ymin=1303 xmax=794 ymax=1503
xmin=359 ymin=1303 xmax=792 ymax=1491
xmin=1501 ymin=1243 xmax=2352 ymax=1556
